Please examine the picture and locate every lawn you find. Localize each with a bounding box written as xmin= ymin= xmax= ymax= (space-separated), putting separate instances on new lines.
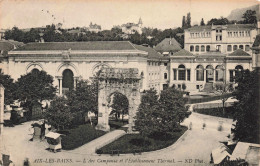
xmin=98 ymin=126 xmax=187 ymax=154
xmin=60 ymin=124 xmax=106 ymax=150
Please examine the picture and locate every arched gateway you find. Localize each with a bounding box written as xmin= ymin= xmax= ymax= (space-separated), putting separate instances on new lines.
xmin=95 ymin=68 xmax=141 ymax=133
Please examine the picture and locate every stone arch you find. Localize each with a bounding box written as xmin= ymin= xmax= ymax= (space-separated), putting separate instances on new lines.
xmin=95 ymin=68 xmax=141 ymax=133
xmin=92 ymin=63 xmax=111 ymax=76
xmin=26 ymin=63 xmax=43 ymax=73
xmin=56 ymin=62 xmax=79 ymax=77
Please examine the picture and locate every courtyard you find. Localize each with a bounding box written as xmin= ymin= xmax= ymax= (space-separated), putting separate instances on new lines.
xmin=1 ymin=112 xmax=233 ymax=166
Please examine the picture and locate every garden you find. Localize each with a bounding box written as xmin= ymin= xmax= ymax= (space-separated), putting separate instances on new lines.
xmin=193 ymin=107 xmax=235 ymax=119
xmin=97 ymin=126 xmax=187 ymax=154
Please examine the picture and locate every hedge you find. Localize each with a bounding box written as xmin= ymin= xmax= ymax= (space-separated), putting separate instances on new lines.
xmin=193 ymin=107 xmax=235 ymax=119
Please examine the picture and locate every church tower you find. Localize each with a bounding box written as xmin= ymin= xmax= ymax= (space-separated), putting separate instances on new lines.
xmin=138 ymin=17 xmax=143 ymax=27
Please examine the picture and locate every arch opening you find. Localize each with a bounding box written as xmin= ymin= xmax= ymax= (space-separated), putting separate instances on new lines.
xmin=62 ymin=69 xmax=74 ymax=92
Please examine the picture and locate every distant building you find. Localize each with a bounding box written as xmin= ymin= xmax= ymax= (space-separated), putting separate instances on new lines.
xmin=87 ymin=22 xmax=101 ymax=33
xmin=120 ymin=18 xmax=143 ymax=34
xmin=154 ymin=37 xmax=182 ymax=55
xmin=168 ymin=23 xmax=257 ymax=92
xmin=0 ymin=29 xmax=5 ymax=40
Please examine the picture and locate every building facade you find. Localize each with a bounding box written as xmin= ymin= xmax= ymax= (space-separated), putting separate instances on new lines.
xmin=121 ymin=18 xmax=143 ymax=35
xmin=169 ymin=24 xmax=258 ymax=91
xmin=0 ymin=41 xmax=167 ymax=95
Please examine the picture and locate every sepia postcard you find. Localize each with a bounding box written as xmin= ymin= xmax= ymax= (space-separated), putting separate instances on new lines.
xmin=0 ymin=0 xmax=259 ymax=165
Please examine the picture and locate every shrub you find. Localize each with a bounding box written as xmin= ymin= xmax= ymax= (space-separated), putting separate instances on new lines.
xmin=194 ymin=107 xmax=235 ymax=118
xmin=61 ymin=124 xmax=105 ymax=150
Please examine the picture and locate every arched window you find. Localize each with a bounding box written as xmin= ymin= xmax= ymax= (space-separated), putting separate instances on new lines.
xmin=31 ymin=68 xmax=40 ymax=74
xmin=245 ymin=45 xmax=250 ymax=51
xmin=227 ymin=45 xmax=232 ymax=52
xmin=215 ymin=65 xmax=224 ymax=82
xmin=190 ymin=45 xmax=194 ymax=52
xmin=195 ymin=45 xmax=199 ymax=52
xmin=196 ymin=65 xmax=204 ymax=81
xmin=62 ymin=69 xmax=74 ymax=91
xmin=201 ymin=45 xmax=205 ymax=52
xmin=233 ymin=45 xmax=238 ymax=51
xmin=239 ymin=45 xmax=244 ymax=50
xmin=206 ymin=45 xmax=210 ymax=52
xmin=178 ymin=65 xmax=186 ymax=81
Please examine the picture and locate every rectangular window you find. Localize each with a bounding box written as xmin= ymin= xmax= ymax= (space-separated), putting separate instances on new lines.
xmin=245 ymin=45 xmax=250 ymax=51
xmin=230 ymin=70 xmax=234 ymax=82
xmin=178 ymin=70 xmax=186 ymax=80
xmin=164 ymin=63 xmax=167 ymax=66
xmin=187 ymin=69 xmax=190 ymax=81
xmin=173 ymin=69 xmax=177 ymax=80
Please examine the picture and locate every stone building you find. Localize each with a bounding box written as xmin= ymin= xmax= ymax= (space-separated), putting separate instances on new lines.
xmin=121 ymin=18 xmax=143 ymax=35
xmin=1 ymin=41 xmax=166 ymax=95
xmin=168 ymin=23 xmax=258 ymax=92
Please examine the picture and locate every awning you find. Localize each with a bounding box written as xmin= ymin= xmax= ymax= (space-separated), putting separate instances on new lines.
xmin=45 ymin=132 xmax=61 ymax=139
xmin=212 ymin=143 xmax=231 ymax=164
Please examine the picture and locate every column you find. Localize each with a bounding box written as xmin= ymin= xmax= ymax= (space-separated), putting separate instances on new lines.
xmin=59 ymin=78 xmax=63 ymax=95
xmin=204 ymin=69 xmax=207 ymax=83
xmin=73 ymin=77 xmax=77 ymax=89
xmin=176 ymin=69 xmax=178 ymax=81
xmin=213 ymin=69 xmax=216 ymax=82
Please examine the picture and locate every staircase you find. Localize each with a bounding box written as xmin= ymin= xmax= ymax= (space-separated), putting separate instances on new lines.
xmin=202 ymin=83 xmax=213 ymax=93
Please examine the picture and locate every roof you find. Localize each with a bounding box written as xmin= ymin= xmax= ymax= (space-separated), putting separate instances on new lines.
xmin=45 ymin=132 xmax=61 ymax=139
xmin=172 ymin=49 xmax=194 ymax=56
xmin=253 ymin=35 xmax=260 ymax=47
xmin=13 ymin=41 xmax=136 ymax=51
xmin=154 ymin=38 xmax=182 ymax=53
xmin=211 ymin=143 xmax=231 ymax=164
xmin=230 ymin=142 xmax=260 ymax=162
xmin=229 ymin=49 xmax=251 ymax=56
xmin=186 ymin=24 xmax=256 ymax=32
xmin=133 ymin=44 xmax=163 ymax=60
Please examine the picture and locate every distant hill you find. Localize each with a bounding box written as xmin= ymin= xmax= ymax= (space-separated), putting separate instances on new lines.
xmin=227 ymin=4 xmax=259 ymax=21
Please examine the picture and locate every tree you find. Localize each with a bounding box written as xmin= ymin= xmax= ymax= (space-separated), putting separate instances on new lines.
xmin=207 ymin=17 xmax=229 ymax=25
xmin=0 ymin=72 xmax=17 ymax=105
xmin=182 ymin=16 xmax=186 ymax=28
xmin=232 ymin=70 xmax=259 ymax=143
xmin=110 ymin=93 xmax=129 ymax=122
xmin=214 ymin=83 xmax=233 ymax=115
xmin=159 ymin=87 xmax=190 ymax=128
xmin=135 ymin=89 xmax=160 ymax=136
xmin=15 ymin=70 xmax=56 ymax=116
xmin=242 ymin=10 xmax=257 ymax=24
xmin=186 ymin=12 xmax=191 ymax=28
xmin=66 ymin=79 xmax=98 ymax=124
xmin=44 ymin=97 xmax=73 ymax=130
xmin=135 ymin=87 xmax=190 ymax=137
xmin=200 ymin=18 xmax=205 ymax=26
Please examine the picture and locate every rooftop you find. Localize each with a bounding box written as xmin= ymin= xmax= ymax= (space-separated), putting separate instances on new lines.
xmin=252 ymin=35 xmax=260 ymax=47
xmin=186 ymin=24 xmax=256 ymax=32
xmin=229 ymin=49 xmax=251 ymax=56
xmin=172 ymin=49 xmax=194 ymax=56
xmin=133 ymin=44 xmax=163 ymax=60
xmin=154 ymin=38 xmax=182 ymax=53
xmin=13 ymin=41 xmax=136 ymax=51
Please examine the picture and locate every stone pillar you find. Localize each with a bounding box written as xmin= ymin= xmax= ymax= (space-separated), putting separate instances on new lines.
xmin=59 ymin=78 xmax=63 ymax=95
xmin=73 ymin=77 xmax=77 ymax=89
xmin=96 ymin=83 xmax=110 ymax=131
xmin=213 ymin=69 xmax=216 ymax=82
xmin=204 ymin=69 xmax=207 ymax=83
xmin=0 ymin=85 xmax=4 ymax=136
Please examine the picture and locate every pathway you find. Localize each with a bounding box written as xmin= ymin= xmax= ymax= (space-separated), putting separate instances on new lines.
xmin=1 ymin=112 xmax=234 ymax=166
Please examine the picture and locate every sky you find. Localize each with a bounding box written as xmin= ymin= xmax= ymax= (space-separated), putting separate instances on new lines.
xmin=0 ymin=0 xmax=259 ymax=30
